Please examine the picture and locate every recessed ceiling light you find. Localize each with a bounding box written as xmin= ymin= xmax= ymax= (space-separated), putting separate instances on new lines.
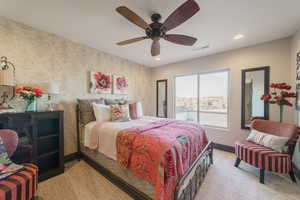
xmin=234 ymin=34 xmax=244 ymax=40
xmin=154 ymin=57 xmax=161 ymax=61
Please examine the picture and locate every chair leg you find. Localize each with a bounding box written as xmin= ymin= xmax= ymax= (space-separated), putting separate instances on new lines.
xmin=260 ymin=169 xmax=265 ymax=184
xmin=209 ymin=148 xmax=214 ymax=165
xmin=289 ymin=167 xmax=297 ymax=183
xmin=234 ymin=158 xmax=241 ymax=168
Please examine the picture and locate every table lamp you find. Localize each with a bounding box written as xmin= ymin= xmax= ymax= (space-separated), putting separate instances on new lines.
xmin=46 ymin=82 xmax=60 ymax=111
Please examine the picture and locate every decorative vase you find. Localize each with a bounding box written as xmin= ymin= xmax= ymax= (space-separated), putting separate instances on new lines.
xmin=279 ymin=104 xmax=284 ymax=123
xmin=25 ymin=99 xmax=37 ymax=112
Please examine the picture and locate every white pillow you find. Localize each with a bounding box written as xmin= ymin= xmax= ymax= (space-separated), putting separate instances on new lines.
xmin=246 ymin=129 xmax=290 ymax=153
xmin=92 ymin=103 xmax=111 ymax=122
xmin=136 ymin=102 xmax=143 ymax=118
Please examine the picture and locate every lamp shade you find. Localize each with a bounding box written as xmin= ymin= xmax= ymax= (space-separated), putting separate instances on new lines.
xmin=0 ymin=69 xmax=14 ymax=86
xmin=45 ymin=82 xmax=60 ymax=95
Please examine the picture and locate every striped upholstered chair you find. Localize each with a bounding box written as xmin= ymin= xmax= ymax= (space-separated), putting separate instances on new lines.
xmin=0 ymin=129 xmax=38 ymax=200
xmin=234 ymin=119 xmax=298 ymax=184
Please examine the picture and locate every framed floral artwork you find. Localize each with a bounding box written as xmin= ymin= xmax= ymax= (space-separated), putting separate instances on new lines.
xmin=90 ymin=72 xmax=112 ymax=94
xmin=113 ymin=75 xmax=128 ymax=95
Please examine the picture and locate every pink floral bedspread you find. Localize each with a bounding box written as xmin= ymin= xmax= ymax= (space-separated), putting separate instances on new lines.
xmin=116 ymin=119 xmax=208 ymax=200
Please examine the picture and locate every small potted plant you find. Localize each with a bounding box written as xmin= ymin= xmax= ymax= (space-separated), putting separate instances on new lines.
xmin=261 ymin=82 xmax=296 ymax=122
xmin=16 ymin=86 xmax=43 ymax=112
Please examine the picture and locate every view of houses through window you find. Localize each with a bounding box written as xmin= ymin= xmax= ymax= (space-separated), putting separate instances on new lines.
xmin=175 ymin=70 xmax=229 ymax=128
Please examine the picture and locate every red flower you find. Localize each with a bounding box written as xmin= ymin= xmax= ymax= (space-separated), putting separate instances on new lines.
xmin=15 ymin=86 xmax=43 ymax=101
xmin=261 ymin=94 xmax=271 ymax=101
xmin=34 ymin=88 xmax=43 ymax=96
xmin=15 ymin=87 xmax=24 ymax=93
xmin=261 ymin=82 xmax=296 ymax=107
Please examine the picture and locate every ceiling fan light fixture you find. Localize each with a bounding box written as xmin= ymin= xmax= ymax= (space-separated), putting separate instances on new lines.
xmin=116 ymin=0 xmax=200 ymax=57
xmin=234 ymin=34 xmax=244 ymax=40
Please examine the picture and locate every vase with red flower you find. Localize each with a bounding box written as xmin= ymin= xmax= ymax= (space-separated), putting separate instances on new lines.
xmin=261 ymin=82 xmax=296 ymax=122
xmin=16 ymin=86 xmax=43 ymax=112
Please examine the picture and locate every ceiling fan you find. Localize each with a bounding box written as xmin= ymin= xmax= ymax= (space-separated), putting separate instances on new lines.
xmin=116 ymin=0 xmax=200 ymax=57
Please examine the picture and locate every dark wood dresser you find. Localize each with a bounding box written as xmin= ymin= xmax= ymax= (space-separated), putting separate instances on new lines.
xmin=0 ymin=111 xmax=64 ymax=181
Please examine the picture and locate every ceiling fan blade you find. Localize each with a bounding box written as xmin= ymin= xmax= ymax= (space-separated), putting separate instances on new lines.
xmin=117 ymin=37 xmax=148 ymax=46
xmin=151 ymin=40 xmax=160 ymax=57
xmin=164 ymin=34 xmax=197 ymax=46
xmin=161 ymin=0 xmax=200 ymax=32
xmin=116 ymin=6 xmax=150 ymax=30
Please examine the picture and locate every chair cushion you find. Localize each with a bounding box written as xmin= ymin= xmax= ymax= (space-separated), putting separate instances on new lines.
xmin=0 ymin=130 xmax=18 ymax=157
xmin=235 ymin=140 xmax=291 ymax=173
xmin=246 ymin=129 xmax=290 ymax=153
xmin=0 ymin=163 xmax=38 ymax=200
xmin=251 ymin=120 xmax=297 ymax=142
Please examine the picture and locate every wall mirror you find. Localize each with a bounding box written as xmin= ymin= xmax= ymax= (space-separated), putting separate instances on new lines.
xmin=156 ymin=79 xmax=168 ymax=118
xmin=241 ymin=66 xmax=270 ymax=129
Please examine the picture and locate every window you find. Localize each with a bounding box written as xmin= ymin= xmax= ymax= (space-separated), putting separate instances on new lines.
xmin=175 ymin=74 xmax=198 ymax=122
xmin=175 ymin=70 xmax=229 ymax=128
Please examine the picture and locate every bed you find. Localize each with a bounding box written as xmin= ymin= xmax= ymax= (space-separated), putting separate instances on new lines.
xmin=76 ymin=98 xmax=213 ymax=200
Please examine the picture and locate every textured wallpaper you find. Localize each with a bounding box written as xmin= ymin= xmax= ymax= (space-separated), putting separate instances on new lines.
xmin=0 ymin=17 xmax=153 ymax=155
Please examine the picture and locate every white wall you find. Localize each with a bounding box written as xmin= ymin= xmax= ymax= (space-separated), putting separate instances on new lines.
xmin=151 ymin=38 xmax=293 ymax=147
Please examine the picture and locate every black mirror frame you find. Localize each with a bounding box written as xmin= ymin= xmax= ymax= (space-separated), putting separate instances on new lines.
xmin=241 ymin=66 xmax=270 ymax=129
xmin=156 ymin=79 xmax=168 ymax=118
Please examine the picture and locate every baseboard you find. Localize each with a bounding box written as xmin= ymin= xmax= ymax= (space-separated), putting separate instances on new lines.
xmin=64 ymin=152 xmax=81 ymax=163
xmin=213 ymin=142 xmax=235 ymax=153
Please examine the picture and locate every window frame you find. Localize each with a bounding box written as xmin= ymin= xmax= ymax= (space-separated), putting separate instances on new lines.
xmin=174 ymin=69 xmax=230 ymax=129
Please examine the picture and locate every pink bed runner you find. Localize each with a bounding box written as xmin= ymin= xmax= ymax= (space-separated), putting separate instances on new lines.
xmin=116 ymin=119 xmax=208 ymax=200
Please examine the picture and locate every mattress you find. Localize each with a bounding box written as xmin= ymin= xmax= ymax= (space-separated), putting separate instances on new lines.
xmin=83 ymin=116 xmax=159 ymax=160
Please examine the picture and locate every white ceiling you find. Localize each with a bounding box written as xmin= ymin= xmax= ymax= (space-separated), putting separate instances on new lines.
xmin=1 ymin=0 xmax=300 ymax=67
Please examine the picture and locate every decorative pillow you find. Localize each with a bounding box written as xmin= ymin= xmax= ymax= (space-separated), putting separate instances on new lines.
xmin=0 ymin=137 xmax=23 ymax=180
xmin=111 ymin=104 xmax=131 ymax=122
xmin=105 ymin=99 xmax=127 ymax=105
xmin=78 ymin=98 xmax=105 ymax=124
xmin=129 ymin=102 xmax=143 ymax=119
xmin=92 ymin=103 xmax=111 ymax=122
xmin=247 ymin=129 xmax=290 ymax=152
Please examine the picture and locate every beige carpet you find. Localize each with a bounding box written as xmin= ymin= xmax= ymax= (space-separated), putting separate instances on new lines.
xmin=37 ymin=150 xmax=300 ymax=200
